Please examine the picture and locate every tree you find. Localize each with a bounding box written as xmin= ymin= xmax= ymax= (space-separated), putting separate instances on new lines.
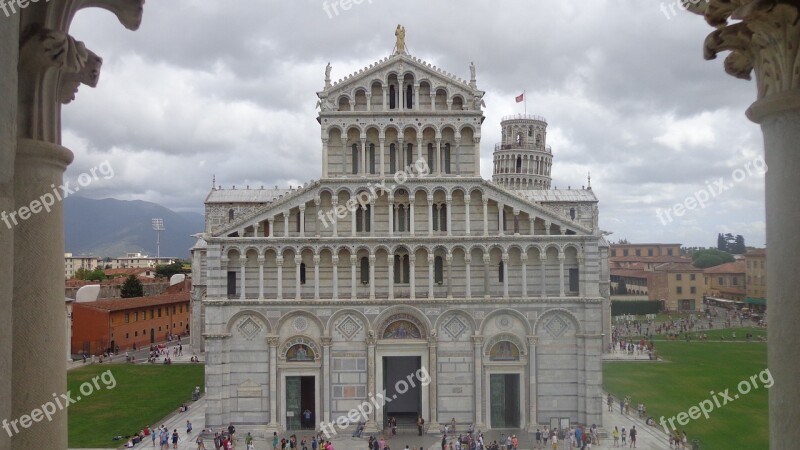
xmin=617 ymin=238 xmax=630 ymax=244
xmin=691 ymin=248 xmax=735 ymax=268
xmin=74 ymin=267 xmax=88 ymax=280
xmin=155 ymin=261 xmax=187 ymax=279
xmin=86 ymin=268 xmax=105 ymax=281
xmin=732 ymin=235 xmax=746 ymax=254
xmin=717 ymin=233 xmax=726 ymax=251
xmin=120 ymin=275 xmax=144 ymax=298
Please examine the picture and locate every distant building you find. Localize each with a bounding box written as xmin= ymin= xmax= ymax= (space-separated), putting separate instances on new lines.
xmin=110 ymin=252 xmax=176 ymax=269
xmin=70 ymin=279 xmax=191 ymax=356
xmin=64 ymin=252 xmax=103 ymax=279
xmin=649 ymin=263 xmax=705 ymax=311
xmin=704 ymin=261 xmax=747 ymax=302
xmin=609 ymin=243 xmax=681 ymax=258
xmin=744 ymin=249 xmax=767 ymax=311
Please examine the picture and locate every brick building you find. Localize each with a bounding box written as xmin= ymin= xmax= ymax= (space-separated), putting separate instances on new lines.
xmin=71 ymin=280 xmax=191 ymax=356
xmin=704 ymin=261 xmax=746 ymax=302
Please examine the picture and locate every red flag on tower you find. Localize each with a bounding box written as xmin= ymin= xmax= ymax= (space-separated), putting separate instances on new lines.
xmin=515 ymin=93 xmax=524 ymax=103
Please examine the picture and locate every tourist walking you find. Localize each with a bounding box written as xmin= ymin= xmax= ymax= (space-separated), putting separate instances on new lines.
xmin=612 ymin=426 xmax=619 ymax=447
xmin=629 ymin=426 xmax=637 ymax=448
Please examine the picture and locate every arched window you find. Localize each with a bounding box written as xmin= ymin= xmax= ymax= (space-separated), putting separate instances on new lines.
xmin=360 ymin=257 xmax=369 ymax=284
xmin=369 ymin=143 xmax=376 ymax=174
xmin=434 ymin=256 xmax=444 ymax=284
xmin=570 ymin=208 xmax=576 ymax=220
xmin=528 ymin=127 xmax=533 ymax=137
xmin=389 ymin=143 xmax=396 ymax=173
xmin=396 ymin=204 xmax=406 ymax=232
xmin=406 ymin=84 xmax=413 ymax=109
xmin=351 ymin=143 xmax=359 ymax=174
xmin=228 ymin=209 xmax=234 ymax=222
xmin=432 ymin=203 xmax=447 ymax=232
xmin=296 ymin=211 xmax=302 ymax=232
xmin=427 ymin=143 xmax=434 ymax=172
xmin=499 ymin=261 xmax=504 ymax=282
xmin=300 ymin=262 xmax=306 ymax=284
xmin=406 ymin=143 xmax=414 ymax=166
xmin=443 ymin=143 xmax=451 ymax=174
xmin=356 ymin=204 xmax=371 ymax=232
xmin=516 ymin=156 xmax=522 ymax=173
xmin=389 ymin=85 xmax=396 ymax=109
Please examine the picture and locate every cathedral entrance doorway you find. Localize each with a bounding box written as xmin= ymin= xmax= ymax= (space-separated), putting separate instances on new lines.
xmin=382 ymin=356 xmax=422 ymax=429
xmin=489 ymin=374 xmax=521 ymax=428
xmin=284 ymin=376 xmax=316 ymax=430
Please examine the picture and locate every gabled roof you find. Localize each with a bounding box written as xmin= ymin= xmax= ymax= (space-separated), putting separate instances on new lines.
xmin=320 ymin=53 xmax=480 ymax=97
xmin=704 ymin=261 xmax=746 ymax=274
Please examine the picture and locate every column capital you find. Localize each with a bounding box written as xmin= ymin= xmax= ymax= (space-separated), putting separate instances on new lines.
xmin=299 ymin=204 xmax=306 ymax=212
xmin=539 ymin=254 xmax=547 ymax=262
xmin=482 ymin=197 xmax=488 ymax=205
xmin=472 ymin=335 xmax=484 ymax=345
xmin=313 ymin=255 xmax=320 ymax=265
xmin=321 ymin=336 xmax=333 ymax=346
xmin=465 ymin=255 xmax=472 ymax=264
xmin=369 ymin=254 xmax=376 ymax=263
xmin=483 ymin=254 xmax=491 ymax=263
xmin=350 ymin=255 xmax=357 ymax=265
xmin=257 ymin=256 xmax=265 ymax=264
xmin=387 ymin=256 xmax=395 ymax=266
xmin=464 ymin=196 xmax=471 ymax=204
xmin=689 ymin=1 xmax=800 ymax=113
xmin=527 ymin=335 xmax=538 ymax=346
xmin=332 ymin=255 xmax=339 ymax=264
xmin=427 ymin=254 xmax=434 ymax=263
xmin=520 ymin=254 xmax=528 ymax=263
xmin=446 ymin=253 xmax=453 ymax=263
xmin=445 ymin=195 xmax=452 ymax=203
xmin=558 ymin=253 xmax=566 ymax=261
xmin=267 ymin=336 xmax=280 ymax=347
xmin=501 ymin=253 xmax=509 ymax=262
xmin=276 ymin=256 xmax=284 ymax=265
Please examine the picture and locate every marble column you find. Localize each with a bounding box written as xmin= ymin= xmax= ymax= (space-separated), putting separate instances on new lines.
xmin=350 ymin=255 xmax=357 ymax=300
xmin=295 ymin=255 xmax=302 ymax=300
xmin=464 ymin=197 xmax=471 ymax=235
xmin=465 ymin=256 xmax=472 ymax=298
xmin=369 ymin=202 xmax=375 ymax=237
xmin=455 ymin=137 xmax=461 ymax=175
xmin=351 ymin=203 xmax=357 ymax=236
xmin=521 ymin=254 xmax=528 ymax=298
xmin=540 ymin=254 xmax=547 ymax=298
xmin=321 ymin=138 xmax=329 ymax=178
xmin=388 ymin=256 xmax=395 ymax=300
xmin=276 ymin=257 xmax=283 ymax=300
xmin=444 ymin=254 xmax=452 ymax=299
xmin=388 ymin=196 xmax=394 ymax=236
xmin=332 ymin=200 xmax=338 ymax=237
xmin=379 ymin=137 xmax=385 ymax=177
xmin=446 ymin=196 xmax=452 ymax=236
xmin=543 ymin=220 xmax=550 ymax=236
xmin=414 ymin=83 xmax=420 ymax=111
xmin=313 ymin=200 xmax=321 ymax=237
xmin=240 ymin=260 xmax=246 ymax=300
xmin=527 ymin=336 xmax=538 ymax=429
xmin=332 ymin=256 xmax=339 ymax=300
xmin=322 ymin=337 xmax=333 ymax=425
xmin=435 ymin=138 xmax=442 ymax=176
xmin=497 ymin=203 xmax=504 ymax=236
xmin=366 ymin=333 xmax=378 ymax=430
xmin=559 ymin=253 xmax=565 ymax=298
xmin=417 ymin=138 xmax=424 ymax=164
xmin=258 ymin=256 xmax=265 ymax=300
xmin=427 ymin=198 xmax=434 ymax=236
xmin=473 ymin=336 xmax=485 ymax=428
xmin=482 ymin=199 xmax=489 ymax=236
xmin=424 ymin=335 xmax=438 ymax=428
xmin=299 ymin=205 xmax=306 ymax=237
xmin=502 ymin=253 xmax=509 ymax=299
xmin=369 ymin=254 xmax=376 ymax=300
xmin=483 ymin=255 xmax=490 ymax=299
xmin=409 ymin=200 xmax=416 ymax=236
xmin=427 ymin=254 xmax=435 ymax=300
xmin=360 ymin=138 xmax=367 ymax=177
xmin=409 ymin=256 xmax=416 ymax=300
xmin=268 ymin=336 xmax=280 ymax=428
xmin=685 ymin=4 xmax=800 ymax=445
xmin=314 ymin=255 xmax=320 ymax=300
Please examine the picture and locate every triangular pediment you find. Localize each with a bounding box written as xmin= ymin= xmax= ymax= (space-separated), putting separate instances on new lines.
xmin=320 ymin=53 xmax=482 ymax=100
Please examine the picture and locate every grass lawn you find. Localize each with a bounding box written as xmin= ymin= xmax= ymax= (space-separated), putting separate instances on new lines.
xmin=68 ymin=364 xmax=204 ymax=448
xmin=604 ymin=339 xmax=769 ymax=449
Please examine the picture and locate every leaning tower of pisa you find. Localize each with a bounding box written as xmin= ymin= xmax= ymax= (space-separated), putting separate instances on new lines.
xmin=491 ymin=114 xmax=553 ymax=190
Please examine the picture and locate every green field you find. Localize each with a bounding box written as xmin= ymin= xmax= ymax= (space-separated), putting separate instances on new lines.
xmin=68 ymin=364 xmax=204 ymax=448
xmin=604 ymin=337 xmax=769 ymax=449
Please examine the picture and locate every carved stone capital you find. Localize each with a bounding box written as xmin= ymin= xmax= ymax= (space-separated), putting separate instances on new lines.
xmin=691 ymin=0 xmax=800 ymax=110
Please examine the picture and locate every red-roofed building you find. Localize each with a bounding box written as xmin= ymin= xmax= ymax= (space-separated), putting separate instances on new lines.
xmin=70 ymin=279 xmax=192 ymax=356
xmin=704 ymin=261 xmax=746 ymax=301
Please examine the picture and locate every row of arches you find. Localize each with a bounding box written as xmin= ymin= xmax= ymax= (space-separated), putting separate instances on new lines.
xmin=218 ymin=244 xmax=583 ymax=300
xmin=494 ymin=177 xmax=552 ymax=190
xmin=335 ymin=75 xmax=471 ymax=112
xmin=493 ymin=153 xmax=552 ymax=176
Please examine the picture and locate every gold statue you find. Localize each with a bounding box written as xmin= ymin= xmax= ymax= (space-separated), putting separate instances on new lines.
xmin=394 ymin=24 xmax=406 ymax=54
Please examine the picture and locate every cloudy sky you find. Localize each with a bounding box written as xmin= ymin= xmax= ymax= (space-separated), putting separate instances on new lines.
xmin=62 ymin=0 xmax=766 ymax=248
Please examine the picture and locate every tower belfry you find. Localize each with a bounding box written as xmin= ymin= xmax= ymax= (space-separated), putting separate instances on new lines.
xmin=492 ymin=114 xmax=553 ymax=190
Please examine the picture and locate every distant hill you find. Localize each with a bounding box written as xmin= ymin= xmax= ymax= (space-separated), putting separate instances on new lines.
xmin=64 ymin=197 xmax=204 ymax=259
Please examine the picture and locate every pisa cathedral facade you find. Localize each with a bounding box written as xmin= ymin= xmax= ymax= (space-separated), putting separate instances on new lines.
xmin=191 ymin=39 xmax=610 ymax=435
